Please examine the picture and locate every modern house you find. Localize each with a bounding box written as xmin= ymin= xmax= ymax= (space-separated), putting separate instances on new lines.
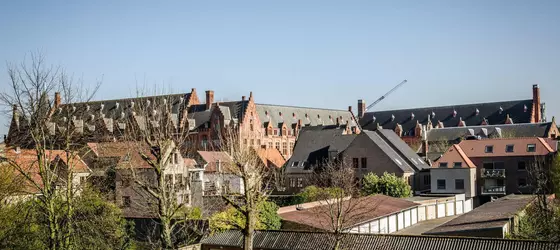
xmin=358 ymin=85 xmax=546 ymax=146
xmin=284 ymin=126 xmax=429 ymax=193
xmin=423 ymin=120 xmax=559 ymax=162
xmin=425 ymin=194 xmax=536 ymax=238
xmin=200 ymin=230 xmax=560 ymax=250
xmin=431 ymin=137 xmax=558 ymax=204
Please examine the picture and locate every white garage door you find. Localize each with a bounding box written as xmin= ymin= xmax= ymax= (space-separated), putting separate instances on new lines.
xmin=371 ymin=220 xmax=379 ymax=234
xmin=397 ymin=212 xmax=404 ymax=230
xmin=389 ymin=215 xmax=397 ymax=233
xmin=411 ymin=208 xmax=418 ymax=225
xmin=456 ymin=200 xmax=464 ymax=214
xmin=446 ymin=202 xmax=455 ymax=216
xmin=427 ymin=205 xmax=436 ymax=220
xmin=379 ymin=217 xmax=388 ymax=234
xmin=404 ymin=210 xmax=411 ymax=228
xmin=437 ymin=203 xmax=446 ymax=218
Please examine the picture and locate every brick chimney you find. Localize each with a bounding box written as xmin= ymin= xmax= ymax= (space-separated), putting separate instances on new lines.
xmin=358 ymin=99 xmax=366 ymax=118
xmin=205 ymin=90 xmax=214 ymax=110
xmin=532 ymin=84 xmax=541 ymax=123
xmin=55 ymin=92 xmax=61 ymax=108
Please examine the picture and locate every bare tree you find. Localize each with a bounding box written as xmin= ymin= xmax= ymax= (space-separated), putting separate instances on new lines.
xmin=0 ymin=52 xmax=101 ymax=250
xmin=306 ymin=159 xmax=373 ymax=250
xmin=119 ymin=90 xmax=195 ymax=248
xmin=218 ymin=126 xmax=273 ymax=250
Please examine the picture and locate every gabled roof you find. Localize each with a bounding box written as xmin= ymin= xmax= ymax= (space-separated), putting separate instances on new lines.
xmin=278 ymin=194 xmax=419 ymax=231
xmin=362 ymin=130 xmax=429 ymax=172
xmin=88 ymin=141 xmax=157 ymax=169
xmin=286 ymin=127 xmax=356 ymax=171
xmin=197 ymin=151 xmax=232 ymax=172
xmin=426 ymin=122 xmax=556 ymax=142
xmin=425 ymin=195 xmax=536 ymax=235
xmin=255 ymin=104 xmax=357 ymax=129
xmin=257 ymin=148 xmax=286 ymax=168
xmin=360 ymin=99 xmax=534 ymax=134
xmin=201 ymin=230 xmax=560 ymax=250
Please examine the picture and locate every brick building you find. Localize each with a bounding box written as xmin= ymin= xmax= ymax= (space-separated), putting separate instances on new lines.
xmin=7 ymin=89 xmax=360 ymax=161
xmin=357 ymin=85 xmax=546 ymax=145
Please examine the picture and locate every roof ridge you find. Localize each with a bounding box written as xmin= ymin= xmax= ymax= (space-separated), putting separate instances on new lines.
xmin=453 ymin=144 xmax=476 ymax=168
xmin=67 ymin=92 xmax=190 ymax=105
xmin=366 ymin=99 xmax=532 ymax=114
xmin=255 ymin=103 xmax=350 ymax=112
xmin=428 ymin=122 xmax=550 ymax=131
xmin=251 ymin=229 xmax=559 ymax=243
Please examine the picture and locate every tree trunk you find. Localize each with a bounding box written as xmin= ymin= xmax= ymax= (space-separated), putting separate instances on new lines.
xmin=333 ymin=239 xmax=341 ymax=250
xmin=244 ymin=210 xmax=256 ymax=250
xmin=161 ymin=217 xmax=173 ymax=249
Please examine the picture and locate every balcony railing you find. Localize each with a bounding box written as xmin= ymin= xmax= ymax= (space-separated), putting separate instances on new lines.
xmin=481 ymin=186 xmax=506 ymax=195
xmin=481 ymin=168 xmax=506 ymax=178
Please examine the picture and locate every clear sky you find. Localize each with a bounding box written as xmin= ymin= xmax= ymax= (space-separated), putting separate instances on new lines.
xmin=1 ymin=1 xmax=559 ymax=135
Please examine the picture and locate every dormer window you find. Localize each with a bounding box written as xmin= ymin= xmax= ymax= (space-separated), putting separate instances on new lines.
xmin=499 ymin=106 xmax=503 ymax=114
xmin=475 ymin=108 xmax=480 ymax=116
xmin=524 ymin=105 xmax=528 ymax=112
xmin=391 ymin=114 xmax=395 ymax=121
xmin=485 ymin=145 xmax=494 ymax=153
xmin=527 ymin=144 xmax=536 ymax=152
xmin=431 ymin=111 xmax=436 ymax=118
xmin=506 ymin=145 xmax=514 ymax=153
xmin=411 ymin=113 xmax=415 ymax=119
xmin=452 ymin=110 xmax=457 ymax=117
xmin=273 ymin=129 xmax=278 ymax=136
xmin=292 ymin=161 xmax=299 ymax=167
xmin=453 ymin=162 xmax=462 ymax=168
xmin=439 ymin=162 xmax=448 ymax=168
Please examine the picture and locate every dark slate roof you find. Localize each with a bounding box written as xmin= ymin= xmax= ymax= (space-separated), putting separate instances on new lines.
xmin=363 ymin=130 xmax=429 ymax=172
xmin=425 ymin=195 xmax=536 ymax=235
xmin=286 ymin=127 xmax=356 ymax=172
xmin=427 ymin=122 xmax=555 ymax=142
xmin=201 ymin=230 xmax=560 ymax=250
xmin=360 ymin=99 xmax=534 ymax=134
xmin=255 ymin=104 xmax=357 ymax=129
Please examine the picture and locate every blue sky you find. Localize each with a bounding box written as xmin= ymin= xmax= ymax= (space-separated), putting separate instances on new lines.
xmin=1 ymin=1 xmax=559 ymax=135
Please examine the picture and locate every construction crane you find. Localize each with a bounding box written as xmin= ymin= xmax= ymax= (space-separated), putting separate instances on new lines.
xmin=365 ymin=80 xmax=408 ymax=112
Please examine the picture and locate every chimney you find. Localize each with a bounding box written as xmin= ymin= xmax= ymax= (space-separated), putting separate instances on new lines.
xmin=242 ymin=96 xmax=246 ymax=101
xmin=533 ymin=84 xmax=541 ymax=123
xmin=348 ymin=106 xmax=352 ymax=112
xmin=55 ymin=92 xmax=61 ymax=108
xmin=358 ymin=99 xmax=366 ymax=118
xmin=205 ymin=90 xmax=214 ymax=110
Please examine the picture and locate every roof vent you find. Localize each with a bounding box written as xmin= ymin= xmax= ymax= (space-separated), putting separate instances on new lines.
xmin=86 ymin=105 xmax=90 ymax=111
xmin=524 ymin=105 xmax=528 ymax=112
xmin=411 ymin=113 xmax=415 ymax=119
xmin=152 ymin=109 xmax=157 ymax=116
xmin=130 ymin=101 xmax=135 ymax=108
xmin=431 ymin=111 xmax=436 ymax=118
xmin=372 ymin=116 xmax=376 ymax=122
xmin=90 ymin=114 xmax=95 ymax=121
xmin=115 ymin=102 xmax=120 ymax=109
xmin=179 ymin=97 xmax=184 ymax=103
xmin=452 ymin=110 xmax=457 ymax=117
xmin=72 ymin=106 xmax=76 ymax=112
xmin=146 ymin=100 xmax=151 ymax=107
xmin=391 ymin=114 xmax=395 ymax=121
xmin=499 ymin=106 xmax=503 ymax=114
xmin=120 ymin=112 xmax=125 ymax=119
xmin=163 ymin=98 xmax=167 ymax=105
xmin=475 ymin=108 xmax=480 ymax=116
xmin=100 ymin=103 xmax=104 ymax=111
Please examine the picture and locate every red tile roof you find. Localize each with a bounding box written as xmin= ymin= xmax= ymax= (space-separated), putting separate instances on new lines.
xmin=197 ymin=151 xmax=232 ymax=172
xmin=257 ymin=148 xmax=285 ymax=168
xmin=278 ymin=194 xmax=419 ymax=231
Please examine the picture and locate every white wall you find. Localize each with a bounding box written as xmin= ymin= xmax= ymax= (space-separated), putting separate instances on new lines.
xmin=431 ymin=168 xmax=476 ymax=198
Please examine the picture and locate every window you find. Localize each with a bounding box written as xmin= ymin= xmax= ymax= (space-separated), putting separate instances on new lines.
xmin=437 ymin=180 xmax=446 ymax=190
xmin=352 ymin=158 xmax=359 ymax=168
xmin=453 ymin=162 xmax=462 ymax=168
xmin=361 ymin=158 xmax=367 ymax=168
xmin=257 ymin=139 xmax=261 ymax=146
xmin=518 ymin=178 xmax=527 ymax=187
xmin=290 ymin=178 xmax=296 ymax=188
xmin=282 ymin=142 xmax=288 ymax=155
xmin=122 ymin=177 xmax=130 ymax=187
xmin=243 ymin=139 xmax=247 ymax=145
xmin=439 ymin=162 xmax=448 ymax=168
xmin=275 ymin=142 xmax=280 ymax=150
xmin=485 ymin=145 xmax=494 ymax=153
xmin=506 ymin=144 xmax=514 ymax=153
xmin=527 ymin=144 xmax=536 ymax=152
xmin=80 ymin=176 xmax=87 ymax=185
xmin=250 ymin=123 xmax=254 ymax=131
xmin=123 ymin=196 xmax=131 ymax=207
xmin=292 ymin=161 xmax=299 ymax=167
xmin=289 ymin=142 xmax=294 ymax=154
xmin=176 ymin=174 xmax=183 ymax=188
xmin=250 ymin=139 xmax=254 ymax=146
xmin=274 ymin=129 xmax=278 ymax=136
xmin=268 ymin=142 xmax=273 ymax=149
xmin=423 ymin=175 xmax=431 ymax=186
xmin=518 ymin=161 xmax=526 ymax=170
xmin=455 ymin=179 xmax=465 ymax=190
xmin=297 ymin=178 xmax=303 ymax=187
xmin=483 ymin=162 xmax=494 ymax=169
xmin=497 ymin=179 xmax=505 ymax=186
xmin=282 ymin=127 xmax=287 ymax=136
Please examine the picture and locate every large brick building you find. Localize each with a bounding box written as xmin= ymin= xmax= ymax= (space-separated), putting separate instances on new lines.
xmin=7 ymin=89 xmax=360 ymax=160
xmin=357 ymin=85 xmax=546 ymax=145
